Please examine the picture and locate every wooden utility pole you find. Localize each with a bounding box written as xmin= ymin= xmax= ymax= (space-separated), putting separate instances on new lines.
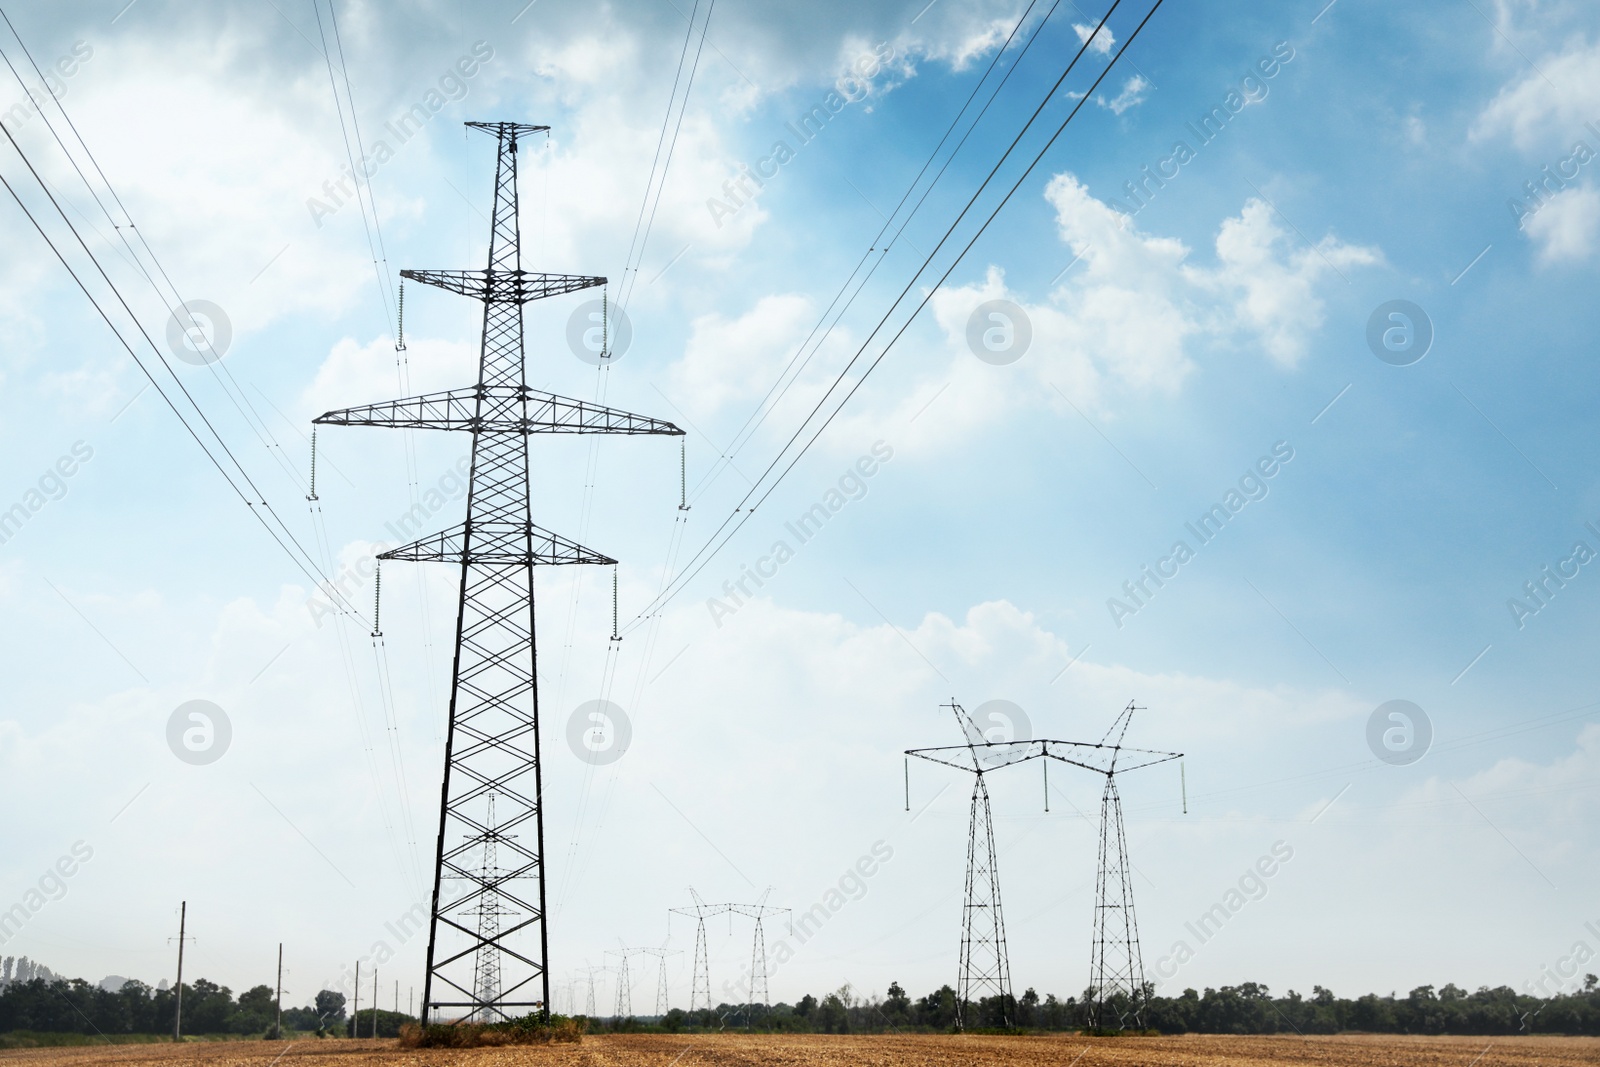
xmin=172 ymin=902 xmax=187 ymax=1042
xmin=274 ymin=944 xmax=283 ymax=1039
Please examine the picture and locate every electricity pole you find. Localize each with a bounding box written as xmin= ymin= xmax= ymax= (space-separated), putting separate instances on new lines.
xmin=171 ymin=902 xmax=187 ymax=1042
xmin=352 ymin=960 xmax=360 ymax=1038
xmin=274 ymin=943 xmax=283 ymax=1039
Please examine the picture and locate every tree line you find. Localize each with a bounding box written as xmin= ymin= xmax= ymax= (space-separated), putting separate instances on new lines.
xmin=655 ymin=977 xmax=1600 ymax=1036
xmin=0 ymin=975 xmax=414 ymax=1038
xmin=5 ymin=972 xmax=1600 ymax=1037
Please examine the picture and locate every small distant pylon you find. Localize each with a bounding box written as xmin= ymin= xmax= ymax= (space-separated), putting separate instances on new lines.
xmin=465 ymin=791 xmax=517 ymax=1021
xmin=726 ymin=890 xmax=790 ymax=1025
xmin=639 ymin=947 xmax=681 ymax=1016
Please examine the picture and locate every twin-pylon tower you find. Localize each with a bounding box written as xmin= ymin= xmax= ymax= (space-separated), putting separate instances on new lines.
xmin=315 ymin=120 xmax=683 ymax=1023
xmin=906 ymin=700 xmax=1180 ymax=1031
xmin=668 ymin=889 xmax=789 ymax=1021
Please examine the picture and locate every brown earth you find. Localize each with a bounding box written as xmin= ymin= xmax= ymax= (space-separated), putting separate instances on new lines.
xmin=0 ymin=1033 xmax=1596 ymax=1067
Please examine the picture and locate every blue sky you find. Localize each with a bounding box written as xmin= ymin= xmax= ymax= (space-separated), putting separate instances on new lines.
xmin=1 ymin=0 xmax=1598 ymax=1017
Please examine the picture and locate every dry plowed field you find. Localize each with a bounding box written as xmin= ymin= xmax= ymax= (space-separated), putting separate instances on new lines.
xmin=2 ymin=1034 xmax=1598 ymax=1067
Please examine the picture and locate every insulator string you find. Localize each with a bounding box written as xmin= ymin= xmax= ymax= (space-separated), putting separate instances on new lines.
xmin=371 ymin=562 xmax=383 ymax=638
xmin=610 ymin=566 xmax=620 ymax=642
xmin=678 ymin=436 xmax=688 ymax=511
xmin=306 ymin=426 xmax=319 ymax=502
xmin=395 ymin=281 xmax=407 ymax=352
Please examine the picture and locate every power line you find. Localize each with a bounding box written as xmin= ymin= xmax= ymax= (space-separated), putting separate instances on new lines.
xmin=693 ymin=0 xmax=1058 ymax=503
xmin=627 ymin=0 xmax=1164 ymax=631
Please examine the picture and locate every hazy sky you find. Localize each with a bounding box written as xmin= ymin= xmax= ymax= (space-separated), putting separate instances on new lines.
xmin=1 ymin=0 xmax=1598 ymax=1017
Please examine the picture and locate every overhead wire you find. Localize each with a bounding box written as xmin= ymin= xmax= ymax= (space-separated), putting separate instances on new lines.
xmin=614 ymin=0 xmax=715 ymax=315
xmin=626 ymin=0 xmax=1165 ymax=632
xmin=1 ymin=6 xmax=419 ymax=887
xmin=0 ymin=106 xmax=365 ymax=623
xmin=688 ymin=0 xmax=1056 ymax=506
xmin=310 ymin=0 xmax=397 ymax=340
xmin=0 ymin=11 xmax=317 ymax=509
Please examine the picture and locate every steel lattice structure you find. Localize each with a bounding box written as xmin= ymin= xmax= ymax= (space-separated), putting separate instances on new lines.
xmin=919 ymin=701 xmax=1181 ymax=1030
xmin=906 ymin=702 xmax=1038 ymax=1029
xmin=726 ymin=891 xmax=790 ymax=1024
xmin=639 ymin=947 xmax=681 ymax=1017
xmin=314 ymin=120 xmax=682 ymax=1023
xmin=668 ymin=890 xmax=727 ymax=1014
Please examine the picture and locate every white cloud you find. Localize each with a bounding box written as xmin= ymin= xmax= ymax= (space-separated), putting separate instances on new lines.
xmin=1097 ymin=75 xmax=1149 ymax=115
xmin=683 ymin=174 xmax=1380 ymax=460
xmin=666 ymin=294 xmax=835 ymax=422
xmin=1073 ymin=23 xmax=1116 ymax=55
xmin=1524 ymin=182 xmax=1600 ymax=263
xmin=299 ymin=334 xmax=477 ymax=420
xmin=1187 ymin=197 xmax=1382 ymax=365
xmin=1472 ymin=37 xmax=1600 ymax=152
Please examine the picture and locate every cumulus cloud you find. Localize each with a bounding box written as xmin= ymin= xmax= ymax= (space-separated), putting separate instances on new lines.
xmin=1471 ymin=37 xmax=1600 ymax=152
xmin=673 ymin=173 xmax=1379 ymax=461
xmin=1523 ymin=182 xmax=1600 ymax=263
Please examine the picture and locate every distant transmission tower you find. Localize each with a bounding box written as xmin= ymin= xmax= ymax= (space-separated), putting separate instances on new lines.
xmin=466 ymin=792 xmax=517 ymax=1020
xmin=919 ymin=700 xmax=1182 ymax=1030
xmin=639 ymin=947 xmax=681 ymax=1016
xmin=726 ymin=892 xmax=791 ymax=1023
xmin=315 ymin=121 xmax=683 ymax=1024
xmin=604 ymin=949 xmax=640 ymax=1020
xmin=669 ymin=891 xmax=727 ymax=1013
xmin=906 ymin=702 xmax=1037 ymax=1030
xmin=1046 ymin=702 xmax=1180 ymax=1030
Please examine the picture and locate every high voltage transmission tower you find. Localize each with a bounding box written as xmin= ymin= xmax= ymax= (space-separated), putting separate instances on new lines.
xmin=910 ymin=700 xmax=1182 ymax=1031
xmin=315 ymin=120 xmax=683 ymax=1024
xmin=906 ymin=702 xmax=1036 ymax=1030
xmin=668 ymin=890 xmax=727 ymax=1014
xmin=604 ymin=948 xmax=640 ymax=1020
xmin=639 ymin=947 xmax=681 ymax=1016
xmin=668 ymin=889 xmax=789 ymax=1021
xmin=725 ymin=892 xmax=791 ymax=1023
xmin=1046 ymin=702 xmax=1180 ymax=1030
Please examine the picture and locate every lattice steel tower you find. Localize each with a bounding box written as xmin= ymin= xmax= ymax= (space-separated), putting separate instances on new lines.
xmin=907 ymin=702 xmax=1037 ymax=1030
xmin=1063 ymin=702 xmax=1177 ymax=1030
xmin=315 ymin=120 xmax=683 ymax=1023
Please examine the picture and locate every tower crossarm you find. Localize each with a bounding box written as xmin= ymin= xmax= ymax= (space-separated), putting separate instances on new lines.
xmin=400 ymin=268 xmax=607 ymax=304
xmin=314 ymin=386 xmax=684 ymax=436
xmin=1039 ymin=739 xmax=1182 ymax=776
xmin=906 ymin=742 xmax=1042 ymax=774
xmin=379 ymin=521 xmax=616 ymax=566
